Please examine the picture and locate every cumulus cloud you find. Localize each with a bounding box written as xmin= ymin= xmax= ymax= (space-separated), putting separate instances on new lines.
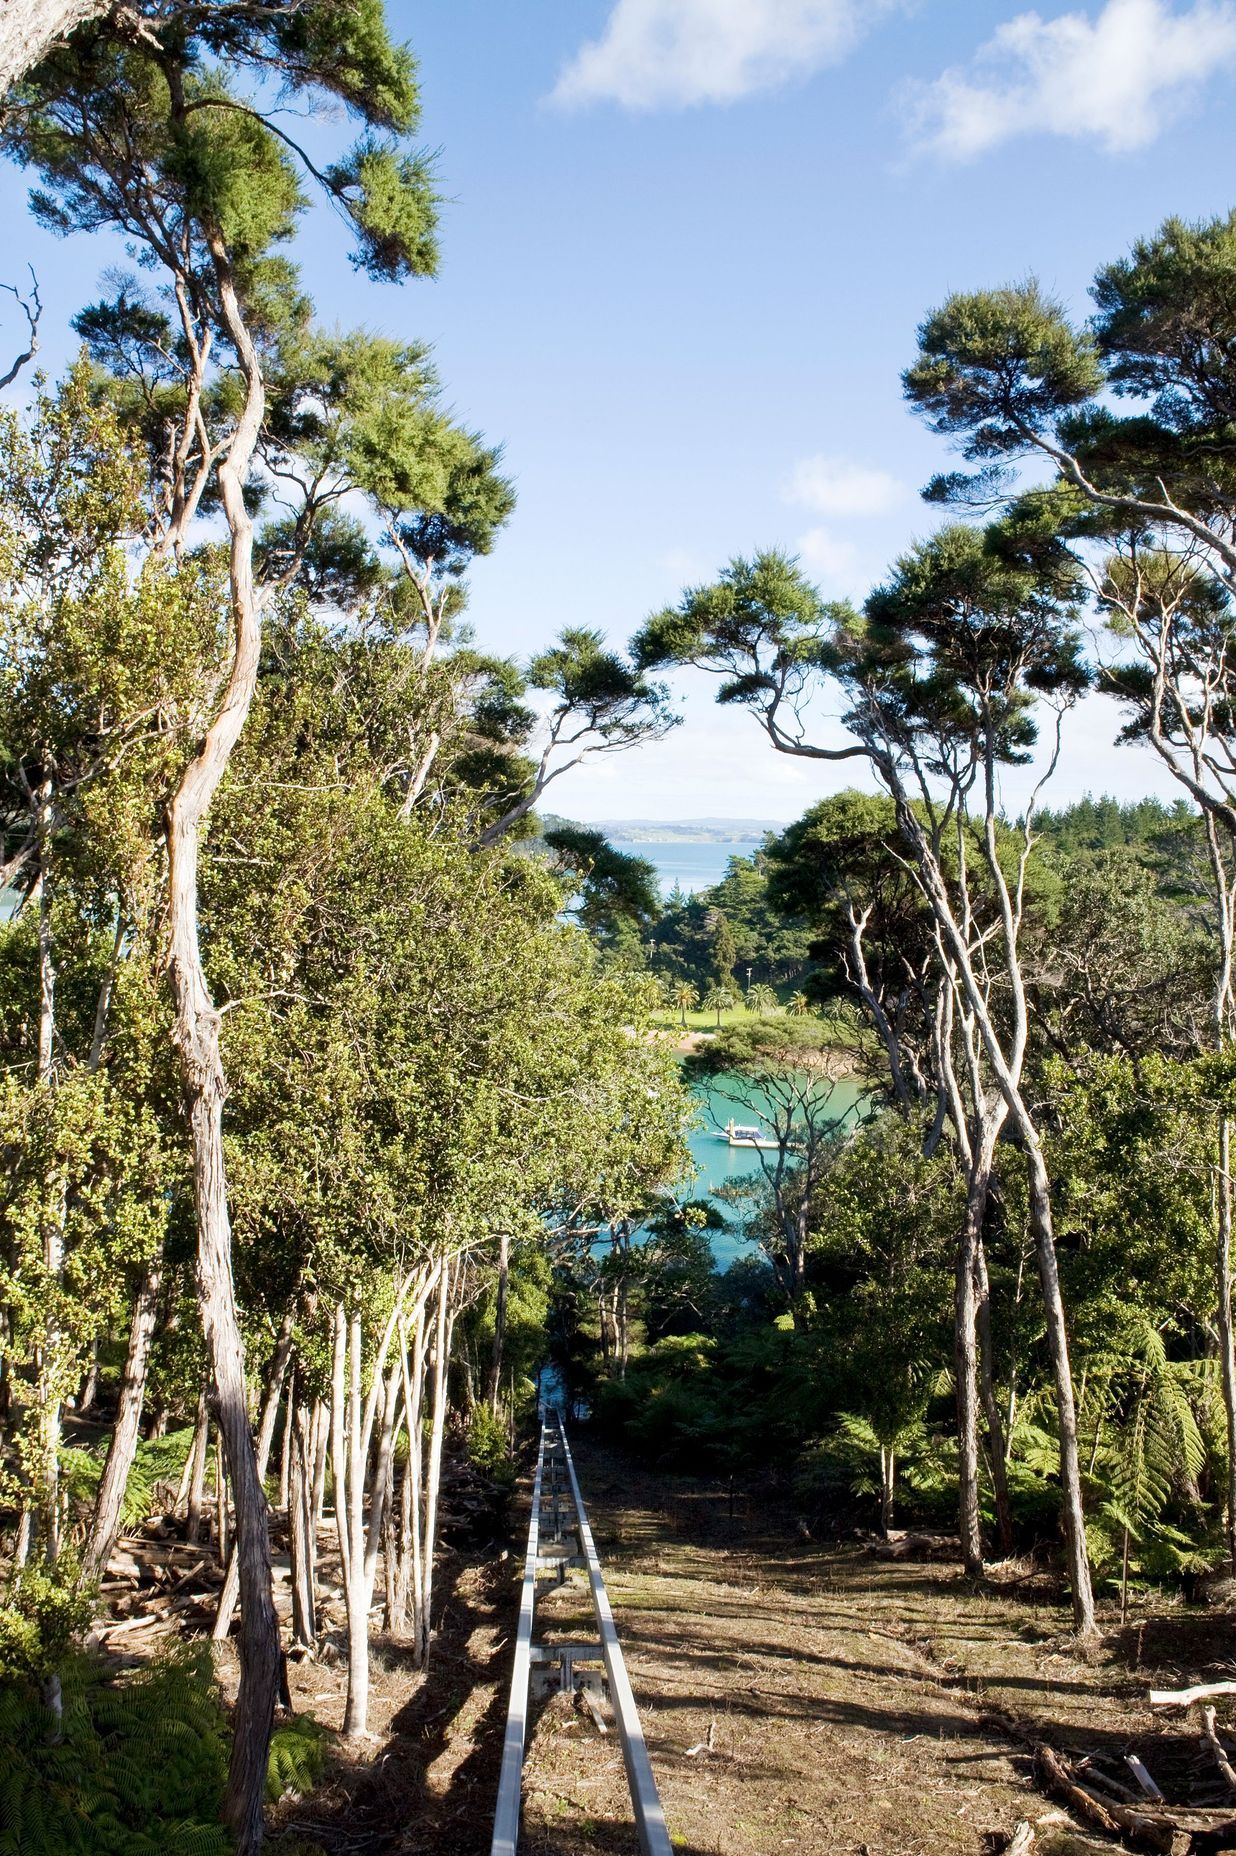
xmin=551 ymin=0 xmax=896 ymax=110
xmin=795 ymin=525 xmax=862 ymax=588
xmin=905 ymin=0 xmax=1236 ymax=160
xmin=784 ymin=453 xmax=906 ymax=519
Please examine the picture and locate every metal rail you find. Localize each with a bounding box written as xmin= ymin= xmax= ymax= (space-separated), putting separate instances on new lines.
xmin=490 ymin=1411 xmax=672 ymax=1856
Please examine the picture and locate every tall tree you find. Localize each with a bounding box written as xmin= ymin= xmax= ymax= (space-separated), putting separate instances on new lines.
xmin=638 ymin=530 xmax=1099 ymax=1629
xmin=902 ymin=210 xmax=1236 ymax=1577
xmin=4 ymin=8 xmax=441 ymax=1842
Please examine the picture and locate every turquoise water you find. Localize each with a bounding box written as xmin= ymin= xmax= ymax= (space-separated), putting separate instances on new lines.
xmin=684 ymin=1071 xmax=866 ymax=1269
xmin=635 ymin=840 xmax=764 ymax=895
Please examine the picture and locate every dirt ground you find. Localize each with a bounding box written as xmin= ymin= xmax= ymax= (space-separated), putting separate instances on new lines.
xmin=264 ymin=1436 xmax=1236 ymax=1856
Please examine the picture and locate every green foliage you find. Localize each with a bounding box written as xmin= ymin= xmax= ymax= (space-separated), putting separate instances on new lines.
xmin=0 ymin=1647 xmax=228 ymax=1854
xmin=0 ymin=1562 xmax=94 ymax=1681
xmin=466 ymin=1407 xmax=515 ymax=1486
xmin=266 ymin=1715 xmax=327 ymax=1803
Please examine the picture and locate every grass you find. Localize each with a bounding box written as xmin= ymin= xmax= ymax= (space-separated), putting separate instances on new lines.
xmin=651 ymin=1004 xmax=812 ymax=1033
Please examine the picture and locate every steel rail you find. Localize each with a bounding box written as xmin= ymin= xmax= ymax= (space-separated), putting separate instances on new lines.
xmin=490 ymin=1420 xmax=547 ymax=1856
xmin=555 ymin=1416 xmax=673 ymax=1856
xmin=489 ymin=1411 xmax=672 ymax=1856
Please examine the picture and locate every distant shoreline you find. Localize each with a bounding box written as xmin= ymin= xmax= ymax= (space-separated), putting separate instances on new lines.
xmin=588 ymin=819 xmax=785 ymax=845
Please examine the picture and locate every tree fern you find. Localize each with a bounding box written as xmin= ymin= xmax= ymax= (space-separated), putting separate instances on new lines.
xmin=266 ymin=1715 xmax=327 ymax=1802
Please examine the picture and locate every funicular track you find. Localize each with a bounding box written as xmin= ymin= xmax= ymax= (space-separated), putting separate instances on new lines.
xmin=490 ymin=1410 xmax=672 ymax=1856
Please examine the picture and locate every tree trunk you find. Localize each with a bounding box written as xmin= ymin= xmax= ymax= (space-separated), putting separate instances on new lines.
xmin=955 ymin=1115 xmax=1003 ymax=1578
xmin=488 ymin=1233 xmax=509 ymax=1415
xmin=1218 ymin=1118 xmax=1236 ymax=1574
xmin=955 ymin=1181 xmax=984 ymax=1580
xmin=0 ymin=0 xmax=112 ymax=91
xmin=330 ymin=1299 xmax=409 ymax=1739
xmin=185 ymin=1388 xmax=210 ymax=1544
xmin=213 ymin=1309 xmax=295 ymax=1639
xmin=880 ymin=1446 xmax=895 ymax=1534
xmin=164 ymin=234 xmax=277 ymax=1855
xmin=215 ymin=1432 xmax=229 ymax=1560
xmin=416 ymin=1271 xmax=452 ymax=1670
xmin=288 ymin=1400 xmax=317 ymax=1651
xmin=974 ymin=1235 xmax=1014 ymax=1556
xmin=400 ymin=1297 xmax=429 ymax=1651
xmin=1025 ymin=1140 xmax=1096 ymax=1636
xmin=83 ymin=1256 xmax=163 ymax=1580
xmin=78 ymin=1339 xmax=99 ymax=1413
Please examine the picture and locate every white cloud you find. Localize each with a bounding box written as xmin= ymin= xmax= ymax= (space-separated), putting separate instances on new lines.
xmin=795 ymin=524 xmax=861 ymax=587
xmin=551 ymin=0 xmax=896 ymax=110
xmin=784 ymin=452 xmax=906 ymax=518
xmin=905 ymin=0 xmax=1236 ymax=160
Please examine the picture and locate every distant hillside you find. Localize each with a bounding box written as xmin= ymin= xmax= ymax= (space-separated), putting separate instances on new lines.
xmin=590 ymin=818 xmax=785 ymax=844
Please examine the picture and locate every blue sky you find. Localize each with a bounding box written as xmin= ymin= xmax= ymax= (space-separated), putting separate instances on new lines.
xmin=4 ymin=0 xmax=1236 ymax=822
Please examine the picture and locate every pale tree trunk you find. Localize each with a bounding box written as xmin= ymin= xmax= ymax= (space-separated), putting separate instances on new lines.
xmin=488 ymin=1233 xmax=510 ymax=1415
xmin=311 ymin=1397 xmax=328 ymax=1533
xmin=185 ymin=1388 xmax=210 ymax=1543
xmin=879 ymin=1446 xmax=895 ymax=1534
xmin=416 ymin=1265 xmax=454 ymax=1670
xmin=1218 ymin=1121 xmax=1236 ymax=1574
xmin=32 ymin=787 xmax=65 ymax=1558
xmin=0 ymin=0 xmax=112 ymax=91
xmin=934 ymin=967 xmax=1008 ymax=1574
xmin=78 ymin=1340 xmax=99 ymax=1413
xmin=955 ymin=1162 xmax=986 ymax=1579
xmin=330 ymin=1282 xmax=424 ymax=1738
xmin=213 ymin=1308 xmax=295 ymax=1638
xmin=1024 ymin=1139 xmax=1094 ymax=1631
xmin=163 ymin=238 xmax=278 ymax=1854
xmin=215 ymin=1433 xmax=228 ymax=1559
xmin=955 ymin=1103 xmax=1008 ymax=1577
xmin=278 ymin=1395 xmax=292 ymax=1511
xmin=890 ymin=777 xmax=1096 ymax=1636
xmin=288 ymin=1397 xmax=317 ymax=1652
xmin=397 ymin=1294 xmax=431 ymax=1646
xmin=1203 ymin=818 xmax=1236 ymax=1574
xmin=974 ymin=1235 xmax=1013 ymax=1556
xmin=83 ymin=1256 xmax=163 ymax=1580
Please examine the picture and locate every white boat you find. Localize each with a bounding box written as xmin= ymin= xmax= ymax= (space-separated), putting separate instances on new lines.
xmin=725 ymin=1118 xmax=779 ymax=1150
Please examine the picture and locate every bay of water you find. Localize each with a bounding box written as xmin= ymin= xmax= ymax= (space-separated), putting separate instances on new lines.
xmin=684 ymin=1070 xmax=866 ymax=1269
xmin=634 ymin=839 xmax=764 ymax=896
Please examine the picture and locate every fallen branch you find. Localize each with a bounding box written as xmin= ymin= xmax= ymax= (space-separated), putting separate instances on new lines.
xmin=1034 ymin=1744 xmax=1184 ymax=1855
xmin=1126 ymin=1755 xmax=1165 ymax=1803
xmin=1150 ymin=1682 xmax=1236 ymax=1708
xmin=1202 ymin=1707 xmax=1236 ymax=1794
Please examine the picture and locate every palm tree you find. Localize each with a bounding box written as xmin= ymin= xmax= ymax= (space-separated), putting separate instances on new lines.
xmin=790 ymin=991 xmax=811 ymax=1017
xmin=672 ymin=981 xmax=698 ymax=1028
xmin=748 ymin=983 xmax=778 ymax=1016
xmin=703 ymin=984 xmax=737 ymax=1028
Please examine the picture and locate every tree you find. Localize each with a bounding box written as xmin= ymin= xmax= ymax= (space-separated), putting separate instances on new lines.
xmin=747 ymin=982 xmax=778 ymax=1015
xmin=639 ymin=526 xmax=1099 ymax=1628
xmin=672 ymin=981 xmax=699 ymax=1027
xmin=5 ymin=6 xmax=445 ymax=1838
xmin=542 ymin=824 xmax=660 ymax=956
xmin=686 ymin=1017 xmax=859 ymax=1313
xmin=476 ymin=630 xmax=678 ymax=845
xmin=901 ymin=211 xmax=1236 ymax=1580
xmin=710 ymin=911 xmax=739 ymax=988
xmin=703 ymin=983 xmax=736 ymax=1027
